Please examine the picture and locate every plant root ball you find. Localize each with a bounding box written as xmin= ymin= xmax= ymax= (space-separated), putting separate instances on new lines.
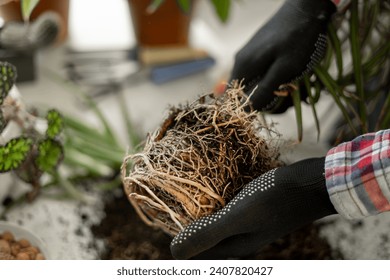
xmin=121 ymin=82 xmax=283 ymax=236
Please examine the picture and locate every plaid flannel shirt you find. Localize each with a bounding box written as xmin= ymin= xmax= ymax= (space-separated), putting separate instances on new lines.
xmin=325 ymin=130 xmax=390 ymax=219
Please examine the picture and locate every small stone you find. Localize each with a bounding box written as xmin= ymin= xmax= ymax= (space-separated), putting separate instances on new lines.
xmin=0 ymin=239 xmax=11 ymax=254
xmin=35 ymin=253 xmax=45 ymax=260
xmin=16 ymin=252 xmax=30 ymax=260
xmin=18 ymin=239 xmax=31 ymax=248
xmin=1 ymin=231 xmax=14 ymax=242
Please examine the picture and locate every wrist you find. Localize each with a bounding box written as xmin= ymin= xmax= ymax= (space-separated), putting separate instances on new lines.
xmin=276 ymin=157 xmax=337 ymax=218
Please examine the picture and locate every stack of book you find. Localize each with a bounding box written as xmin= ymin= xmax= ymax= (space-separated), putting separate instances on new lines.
xmin=139 ymin=47 xmax=215 ymax=84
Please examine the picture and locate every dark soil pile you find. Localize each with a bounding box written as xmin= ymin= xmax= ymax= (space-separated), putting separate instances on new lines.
xmin=91 ymin=189 xmax=343 ymax=260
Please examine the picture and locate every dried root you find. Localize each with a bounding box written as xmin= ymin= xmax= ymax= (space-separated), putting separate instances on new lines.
xmin=121 ymin=82 xmax=283 ymax=236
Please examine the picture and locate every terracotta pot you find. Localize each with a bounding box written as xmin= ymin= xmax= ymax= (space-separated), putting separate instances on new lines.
xmin=0 ymin=0 xmax=69 ymax=44
xmin=128 ymin=0 xmax=194 ymax=48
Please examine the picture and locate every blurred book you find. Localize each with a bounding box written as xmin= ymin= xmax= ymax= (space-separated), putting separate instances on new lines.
xmin=139 ymin=47 xmax=209 ymax=66
xmin=150 ymin=55 xmax=215 ymax=84
xmin=140 ymin=47 xmax=215 ymax=84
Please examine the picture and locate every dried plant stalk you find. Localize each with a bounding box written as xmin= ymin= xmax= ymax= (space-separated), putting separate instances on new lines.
xmin=121 ymin=82 xmax=283 ymax=236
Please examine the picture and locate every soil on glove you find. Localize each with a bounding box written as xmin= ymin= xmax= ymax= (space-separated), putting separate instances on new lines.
xmin=91 ymin=189 xmax=343 ymax=260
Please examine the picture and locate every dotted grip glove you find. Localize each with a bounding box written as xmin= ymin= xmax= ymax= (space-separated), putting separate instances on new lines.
xmin=170 ymin=157 xmax=337 ymax=259
xmin=231 ymin=0 xmax=336 ymax=113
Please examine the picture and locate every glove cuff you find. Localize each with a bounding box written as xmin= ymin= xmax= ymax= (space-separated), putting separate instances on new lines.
xmin=286 ymin=0 xmax=336 ymax=22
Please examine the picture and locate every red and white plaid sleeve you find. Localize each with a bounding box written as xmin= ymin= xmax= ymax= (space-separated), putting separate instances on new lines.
xmin=325 ymin=130 xmax=390 ymax=219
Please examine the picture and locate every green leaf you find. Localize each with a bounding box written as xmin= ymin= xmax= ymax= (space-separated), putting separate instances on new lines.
xmin=176 ymin=0 xmax=191 ymax=13
xmin=63 ymin=149 xmax=112 ymax=177
xmin=312 ymin=79 xmax=322 ymax=103
xmin=0 ymin=62 xmax=17 ymax=105
xmin=46 ymin=109 xmax=63 ymax=139
xmin=350 ymin=0 xmax=367 ymax=133
xmin=361 ymin=1 xmax=379 ymax=47
xmin=0 ymin=137 xmax=33 ymax=173
xmin=376 ymin=89 xmax=390 ymax=131
xmin=0 ymin=112 xmax=7 ymax=134
xmin=35 ymin=139 xmax=63 ymax=173
xmin=314 ymin=66 xmax=358 ymax=136
xmin=118 ymin=92 xmax=142 ymax=151
xmin=64 ymin=138 xmax=123 ymax=168
xmin=211 ymin=0 xmax=231 ymax=23
xmin=362 ymin=40 xmax=390 ymax=73
xmin=303 ymin=75 xmax=320 ymax=141
xmin=147 ymin=0 xmax=164 ymax=14
xmin=292 ymin=89 xmax=303 ymax=142
xmin=21 ymin=0 xmax=40 ymax=22
xmin=322 ymin=38 xmax=333 ymax=71
xmin=327 ymin=24 xmax=343 ymax=80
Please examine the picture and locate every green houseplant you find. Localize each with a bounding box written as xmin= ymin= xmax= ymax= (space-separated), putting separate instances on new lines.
xmin=0 ymin=59 xmax=140 ymax=216
xmin=0 ymin=0 xmax=127 ymax=208
xmin=0 ymin=0 xmax=69 ymax=43
xmin=289 ymin=0 xmax=390 ymax=143
xmin=128 ymin=0 xmax=231 ymax=47
xmin=0 ymin=62 xmax=64 ymax=201
xmin=0 ymin=1 xmax=63 ymax=203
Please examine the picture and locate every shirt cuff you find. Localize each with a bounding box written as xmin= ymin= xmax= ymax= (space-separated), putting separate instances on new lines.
xmin=325 ymin=130 xmax=390 ymax=219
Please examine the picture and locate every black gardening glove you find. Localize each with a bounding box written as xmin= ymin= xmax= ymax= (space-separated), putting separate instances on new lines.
xmin=231 ymin=0 xmax=336 ymax=113
xmin=170 ymin=157 xmax=337 ymax=259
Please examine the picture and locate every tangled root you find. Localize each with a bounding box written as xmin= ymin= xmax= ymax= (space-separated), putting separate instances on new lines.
xmin=121 ymin=82 xmax=283 ymax=236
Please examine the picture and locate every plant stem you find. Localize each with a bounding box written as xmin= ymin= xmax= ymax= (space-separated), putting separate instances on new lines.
xmin=314 ymin=66 xmax=357 ymax=135
xmin=327 ymin=24 xmax=343 ymax=81
xmin=350 ymin=0 xmax=368 ymax=132
xmin=292 ymin=89 xmax=303 ymax=142
xmin=303 ymin=75 xmax=320 ymax=141
xmin=52 ymin=171 xmax=86 ymax=202
xmin=118 ymin=91 xmax=142 ymax=151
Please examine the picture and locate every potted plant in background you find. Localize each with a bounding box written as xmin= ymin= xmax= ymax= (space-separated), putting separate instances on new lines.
xmin=128 ymin=0 xmax=232 ymax=69
xmin=0 ymin=0 xmax=69 ymax=44
xmin=128 ymin=0 xmax=231 ymax=48
xmin=0 ymin=0 xmax=68 ymax=82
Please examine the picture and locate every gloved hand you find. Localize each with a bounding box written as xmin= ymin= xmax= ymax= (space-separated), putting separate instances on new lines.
xmin=170 ymin=157 xmax=337 ymax=259
xmin=231 ymin=0 xmax=336 ymax=113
